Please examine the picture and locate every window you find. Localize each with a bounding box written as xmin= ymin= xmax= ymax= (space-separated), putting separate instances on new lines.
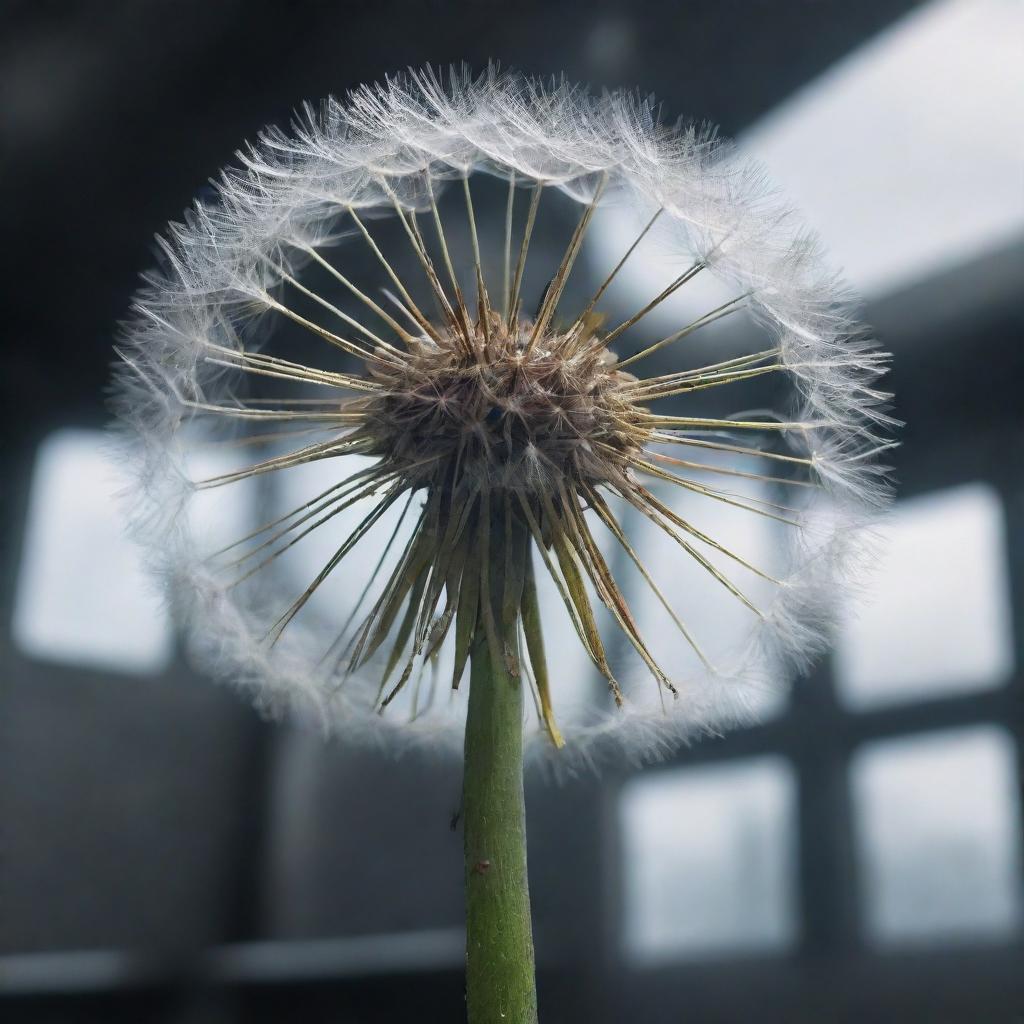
xmin=835 ymin=483 xmax=1014 ymax=709
xmin=620 ymin=756 xmax=797 ymax=961
xmin=739 ymin=0 xmax=1024 ymax=296
xmin=616 ymin=477 xmax=1023 ymax=981
xmin=12 ymin=429 xmax=173 ymax=674
xmin=851 ymin=726 xmax=1023 ymax=945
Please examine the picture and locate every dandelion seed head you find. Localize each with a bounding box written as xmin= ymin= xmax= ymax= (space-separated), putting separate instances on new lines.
xmin=113 ymin=65 xmax=893 ymax=766
xmin=361 ymin=319 xmax=644 ymax=495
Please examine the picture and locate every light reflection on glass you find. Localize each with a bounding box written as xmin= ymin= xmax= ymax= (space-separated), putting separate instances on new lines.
xmin=852 ymin=726 xmax=1023 ymax=945
xmin=836 ymin=483 xmax=1014 ymax=709
xmin=13 ymin=428 xmax=173 ymax=674
xmin=620 ymin=756 xmax=797 ymax=961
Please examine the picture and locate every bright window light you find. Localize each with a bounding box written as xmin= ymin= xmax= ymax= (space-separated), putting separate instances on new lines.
xmin=590 ymin=0 xmax=1023 ymax=316
xmin=12 ymin=428 xmax=173 ymax=674
xmin=620 ymin=756 xmax=797 ymax=962
xmin=835 ymin=483 xmax=1014 ymax=709
xmin=852 ymin=726 xmax=1023 ymax=945
xmin=740 ymin=0 xmax=1024 ymax=296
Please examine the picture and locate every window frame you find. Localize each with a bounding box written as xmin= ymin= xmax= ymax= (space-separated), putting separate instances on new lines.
xmin=599 ymin=435 xmax=1024 ymax=1018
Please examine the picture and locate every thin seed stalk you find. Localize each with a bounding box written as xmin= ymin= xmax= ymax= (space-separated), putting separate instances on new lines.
xmin=463 ymin=507 xmax=538 ymax=1024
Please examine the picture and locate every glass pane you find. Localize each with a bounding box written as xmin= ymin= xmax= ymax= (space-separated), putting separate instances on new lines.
xmin=12 ymin=429 xmax=173 ymax=674
xmin=852 ymin=726 xmax=1023 ymax=945
xmin=836 ymin=483 xmax=1014 ymax=709
xmin=740 ymin=0 xmax=1024 ymax=297
xmin=620 ymin=756 xmax=797 ymax=961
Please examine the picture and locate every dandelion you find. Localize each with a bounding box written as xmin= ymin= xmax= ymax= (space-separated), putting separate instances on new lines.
xmin=114 ymin=66 xmax=892 ymax=1021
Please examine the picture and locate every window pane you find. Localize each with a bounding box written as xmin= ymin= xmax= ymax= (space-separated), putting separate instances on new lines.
xmin=852 ymin=726 xmax=1023 ymax=945
xmin=13 ymin=429 xmax=173 ymax=674
xmin=836 ymin=483 xmax=1014 ymax=709
xmin=740 ymin=0 xmax=1024 ymax=297
xmin=620 ymin=757 xmax=797 ymax=961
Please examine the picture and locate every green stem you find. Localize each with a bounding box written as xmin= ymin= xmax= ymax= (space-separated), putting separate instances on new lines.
xmin=463 ymin=611 xmax=538 ymax=1023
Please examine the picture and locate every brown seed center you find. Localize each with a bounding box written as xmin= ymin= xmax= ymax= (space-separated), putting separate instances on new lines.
xmin=360 ymin=321 xmax=643 ymax=494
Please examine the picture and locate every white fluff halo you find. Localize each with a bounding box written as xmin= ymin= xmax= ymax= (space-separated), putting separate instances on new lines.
xmin=112 ymin=65 xmax=893 ymax=769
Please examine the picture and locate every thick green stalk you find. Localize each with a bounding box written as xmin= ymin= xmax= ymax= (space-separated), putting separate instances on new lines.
xmin=463 ymin=610 xmax=538 ymax=1022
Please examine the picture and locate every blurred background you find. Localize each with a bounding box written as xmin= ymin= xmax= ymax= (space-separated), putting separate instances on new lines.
xmin=1 ymin=0 xmax=1022 ymax=1020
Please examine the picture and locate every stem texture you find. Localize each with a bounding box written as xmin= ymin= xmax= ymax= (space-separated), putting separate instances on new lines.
xmin=463 ymin=616 xmax=538 ymax=1022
